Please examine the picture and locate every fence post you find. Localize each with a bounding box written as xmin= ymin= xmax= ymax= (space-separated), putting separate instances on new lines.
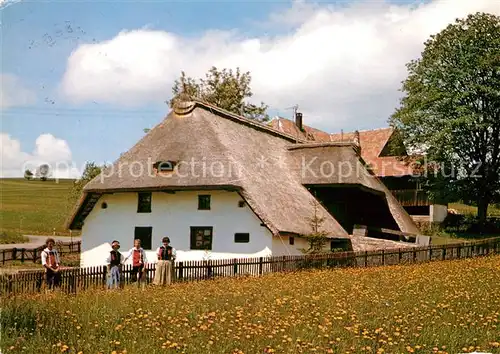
xmin=233 ymin=258 xmax=238 ymax=275
xmin=259 ymin=257 xmax=263 ymax=276
xmin=21 ymin=248 xmax=25 ymax=263
xmin=457 ymin=245 xmax=461 ymax=259
xmin=178 ymin=262 xmax=184 ymax=280
xmin=381 ymin=250 xmax=385 ymax=265
xmin=398 ymin=248 xmax=402 ymax=263
xmin=12 ymin=248 xmax=17 ymax=261
xmin=207 ymin=260 xmax=212 ymax=279
xmin=33 ymin=249 xmax=38 ymax=263
xmin=102 ymin=266 xmax=107 ymax=288
xmin=428 ymin=246 xmax=432 ymax=261
xmin=77 ymin=242 xmax=81 ymax=253
xmin=364 ymin=251 xmax=368 ymax=267
xmin=442 ymin=246 xmax=446 ymax=260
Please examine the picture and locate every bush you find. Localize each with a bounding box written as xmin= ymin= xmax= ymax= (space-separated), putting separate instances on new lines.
xmin=441 ymin=213 xmax=500 ymax=236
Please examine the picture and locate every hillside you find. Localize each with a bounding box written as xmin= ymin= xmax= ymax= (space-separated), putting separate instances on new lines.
xmin=1 ymin=256 xmax=499 ymax=353
xmin=0 ymin=178 xmax=78 ymax=236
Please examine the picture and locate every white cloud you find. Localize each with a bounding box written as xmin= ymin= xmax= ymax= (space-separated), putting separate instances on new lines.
xmin=0 ymin=73 xmax=36 ymax=109
xmin=60 ymin=0 xmax=500 ymax=131
xmin=0 ymin=133 xmax=80 ymax=178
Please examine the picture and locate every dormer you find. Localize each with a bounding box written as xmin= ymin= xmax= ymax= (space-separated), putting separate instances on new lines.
xmin=153 ymin=160 xmax=177 ymax=173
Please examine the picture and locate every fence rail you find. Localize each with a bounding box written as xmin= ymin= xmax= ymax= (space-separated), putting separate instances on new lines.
xmin=1 ymin=237 xmax=499 ymax=296
xmin=0 ymin=241 xmax=81 ymax=265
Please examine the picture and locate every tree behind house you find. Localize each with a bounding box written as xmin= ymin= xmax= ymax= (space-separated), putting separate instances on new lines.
xmin=68 ymin=162 xmax=104 ymax=207
xmin=169 ymin=67 xmax=269 ymax=121
xmin=390 ymin=12 xmax=500 ymax=227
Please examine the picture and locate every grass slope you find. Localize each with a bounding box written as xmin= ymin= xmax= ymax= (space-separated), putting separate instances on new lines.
xmin=1 ymin=256 xmax=499 ymax=354
xmin=0 ymin=178 xmax=77 ymax=236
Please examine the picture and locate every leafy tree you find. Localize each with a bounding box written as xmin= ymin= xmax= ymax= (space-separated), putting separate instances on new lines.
xmin=169 ymin=67 xmax=269 ymax=121
xmin=390 ymin=12 xmax=500 ymax=226
xmin=68 ymin=162 xmax=104 ymax=207
xmin=24 ymin=169 xmax=33 ymax=180
xmin=37 ymin=164 xmax=50 ymax=181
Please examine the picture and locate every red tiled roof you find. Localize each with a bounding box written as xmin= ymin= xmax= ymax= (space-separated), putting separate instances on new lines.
xmin=268 ymin=118 xmax=331 ymax=142
xmin=269 ymin=118 xmax=417 ymax=177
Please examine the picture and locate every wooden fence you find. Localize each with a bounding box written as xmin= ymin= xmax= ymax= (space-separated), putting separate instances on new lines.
xmin=1 ymin=237 xmax=499 ymax=296
xmin=0 ymin=241 xmax=81 ymax=265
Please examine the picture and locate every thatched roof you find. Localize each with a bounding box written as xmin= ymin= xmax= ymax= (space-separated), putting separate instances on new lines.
xmin=68 ymin=100 xmax=418 ymax=238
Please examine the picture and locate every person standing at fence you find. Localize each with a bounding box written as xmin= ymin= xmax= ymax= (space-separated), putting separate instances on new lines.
xmin=41 ymin=238 xmax=61 ymax=290
xmin=124 ymin=239 xmax=148 ymax=284
xmin=106 ymin=240 xmax=124 ymax=289
xmin=153 ymin=237 xmax=176 ymax=286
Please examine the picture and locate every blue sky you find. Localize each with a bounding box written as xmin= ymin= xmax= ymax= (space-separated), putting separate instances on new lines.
xmin=1 ymin=0 xmax=498 ymax=177
xmin=1 ymin=1 xmax=286 ymax=173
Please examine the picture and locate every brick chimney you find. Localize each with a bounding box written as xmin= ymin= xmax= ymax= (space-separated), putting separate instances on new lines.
xmin=295 ymin=112 xmax=303 ymax=131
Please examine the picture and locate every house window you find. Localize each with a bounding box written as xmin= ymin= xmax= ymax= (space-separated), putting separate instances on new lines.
xmin=234 ymin=233 xmax=250 ymax=243
xmin=289 ymin=236 xmax=295 ymax=245
xmin=190 ymin=227 xmax=213 ymax=250
xmin=137 ymin=192 xmax=152 ymax=213
xmin=134 ymin=226 xmax=153 ymax=250
xmin=238 ymin=200 xmax=245 ymax=208
xmin=155 ymin=161 xmax=176 ymax=172
xmin=198 ymin=195 xmax=211 ymax=210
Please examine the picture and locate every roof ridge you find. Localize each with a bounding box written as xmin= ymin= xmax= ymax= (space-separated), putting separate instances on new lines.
xmin=331 ymin=127 xmax=394 ymax=136
xmin=176 ymin=100 xmax=308 ymax=144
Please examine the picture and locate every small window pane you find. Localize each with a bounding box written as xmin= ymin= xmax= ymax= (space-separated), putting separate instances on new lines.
xmin=198 ymin=195 xmax=211 ymax=210
xmin=137 ymin=192 xmax=152 ymax=213
xmin=234 ymin=233 xmax=250 ymax=243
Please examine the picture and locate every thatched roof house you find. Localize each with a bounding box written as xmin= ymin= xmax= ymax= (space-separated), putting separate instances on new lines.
xmin=69 ymin=100 xmax=420 ymax=260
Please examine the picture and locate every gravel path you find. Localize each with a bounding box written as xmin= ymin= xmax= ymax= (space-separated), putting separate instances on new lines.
xmin=0 ymin=235 xmax=81 ymax=250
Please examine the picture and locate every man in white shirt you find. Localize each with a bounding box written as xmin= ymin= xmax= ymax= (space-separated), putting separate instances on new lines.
xmin=123 ymin=239 xmax=148 ymax=284
xmin=153 ymin=236 xmax=176 ymax=286
xmin=41 ymin=238 xmax=61 ymax=290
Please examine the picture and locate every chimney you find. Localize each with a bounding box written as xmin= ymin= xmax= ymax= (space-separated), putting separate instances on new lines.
xmin=354 ymin=130 xmax=361 ymax=154
xmin=295 ymin=112 xmax=303 ymax=131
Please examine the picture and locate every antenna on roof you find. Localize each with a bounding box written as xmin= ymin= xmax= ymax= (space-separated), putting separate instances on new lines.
xmin=285 ymin=104 xmax=300 ymax=143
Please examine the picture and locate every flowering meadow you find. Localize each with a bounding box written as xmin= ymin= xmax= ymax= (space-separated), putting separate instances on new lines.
xmin=1 ymin=256 xmax=499 ymax=354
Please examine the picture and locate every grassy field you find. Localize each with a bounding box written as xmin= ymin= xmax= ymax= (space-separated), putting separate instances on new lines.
xmin=1 ymin=256 xmax=499 ymax=354
xmin=449 ymin=202 xmax=500 ymax=217
xmin=0 ymin=178 xmax=78 ymax=236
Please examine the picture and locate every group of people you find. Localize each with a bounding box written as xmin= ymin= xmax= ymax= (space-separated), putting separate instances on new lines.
xmin=105 ymin=237 xmax=176 ymax=288
xmin=40 ymin=236 xmax=177 ymax=290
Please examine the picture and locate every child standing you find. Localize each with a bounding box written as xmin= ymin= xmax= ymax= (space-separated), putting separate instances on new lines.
xmin=106 ymin=240 xmax=124 ymax=289
xmin=41 ymin=238 xmax=61 ymax=290
xmin=124 ymin=239 xmax=148 ymax=284
xmin=153 ymin=237 xmax=176 ymax=286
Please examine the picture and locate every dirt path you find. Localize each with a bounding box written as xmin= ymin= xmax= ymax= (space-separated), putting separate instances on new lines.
xmin=0 ymin=235 xmax=82 ymax=250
